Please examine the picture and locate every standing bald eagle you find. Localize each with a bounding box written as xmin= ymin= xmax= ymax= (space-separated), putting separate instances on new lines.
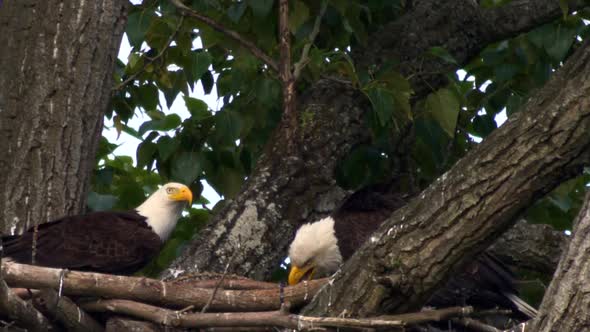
xmin=2 ymin=182 xmax=192 ymax=274
xmin=288 ymin=216 xmax=537 ymax=319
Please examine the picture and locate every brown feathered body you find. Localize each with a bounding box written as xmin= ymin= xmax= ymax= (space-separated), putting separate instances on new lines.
xmin=1 ymin=182 xmax=192 ymax=275
xmin=2 ymin=211 xmax=161 ymax=274
xmin=290 ymin=189 xmax=537 ymax=319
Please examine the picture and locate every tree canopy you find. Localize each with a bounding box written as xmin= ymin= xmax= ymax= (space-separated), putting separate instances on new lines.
xmin=2 ymin=0 xmax=590 ymax=330
xmin=95 ymin=0 xmax=589 ymax=280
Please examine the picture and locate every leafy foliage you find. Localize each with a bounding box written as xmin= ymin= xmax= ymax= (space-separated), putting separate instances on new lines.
xmin=95 ymin=1 xmax=589 ymax=274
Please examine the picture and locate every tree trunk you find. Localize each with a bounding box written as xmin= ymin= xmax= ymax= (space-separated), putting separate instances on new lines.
xmin=531 ymin=191 xmax=590 ymax=331
xmin=303 ymin=38 xmax=590 ymax=317
xmin=166 ymin=81 xmax=378 ymax=280
xmin=0 ymin=0 xmax=128 ymax=234
xmin=168 ymin=0 xmax=584 ymax=281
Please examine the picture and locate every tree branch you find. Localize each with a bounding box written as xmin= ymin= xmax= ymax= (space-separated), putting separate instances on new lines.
xmin=530 ymin=190 xmax=590 ymax=330
xmin=304 ymin=39 xmax=590 ymax=316
xmin=168 ymin=0 xmax=278 ymax=72
xmin=292 ymin=0 xmax=328 ymax=80
xmin=489 ymin=219 xmax=566 ymax=275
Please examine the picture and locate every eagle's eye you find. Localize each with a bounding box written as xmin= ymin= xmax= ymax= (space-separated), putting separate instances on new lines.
xmin=166 ymin=187 xmax=176 ymax=194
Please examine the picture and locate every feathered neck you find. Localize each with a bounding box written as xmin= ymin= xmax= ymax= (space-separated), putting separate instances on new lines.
xmin=136 ymin=190 xmax=184 ymax=241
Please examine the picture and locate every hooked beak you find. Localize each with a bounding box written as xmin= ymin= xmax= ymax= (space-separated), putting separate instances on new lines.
xmin=288 ymin=265 xmax=316 ymax=285
xmin=171 ymin=186 xmax=193 ymax=206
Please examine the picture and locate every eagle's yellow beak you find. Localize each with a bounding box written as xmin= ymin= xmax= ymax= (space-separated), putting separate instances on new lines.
xmin=171 ymin=186 xmax=193 ymax=206
xmin=288 ymin=265 xmax=316 ymax=285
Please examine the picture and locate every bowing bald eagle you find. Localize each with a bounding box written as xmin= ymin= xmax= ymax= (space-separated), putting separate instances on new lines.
xmin=2 ymin=182 xmax=192 ymax=274
xmin=288 ymin=216 xmax=538 ymax=319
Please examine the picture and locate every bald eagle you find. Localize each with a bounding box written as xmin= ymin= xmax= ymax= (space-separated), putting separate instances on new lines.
xmin=288 ymin=216 xmax=538 ymax=319
xmin=2 ymin=182 xmax=192 ymax=274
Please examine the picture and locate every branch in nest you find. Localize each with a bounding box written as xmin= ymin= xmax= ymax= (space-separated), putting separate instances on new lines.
xmin=32 ymin=289 xmax=103 ymax=332
xmin=0 ymin=278 xmax=55 ymax=332
xmin=2 ymin=262 xmax=326 ymax=311
xmin=81 ymin=299 xmax=405 ymax=329
xmin=170 ymin=274 xmax=277 ymax=290
xmin=82 ymin=300 xmax=478 ymax=330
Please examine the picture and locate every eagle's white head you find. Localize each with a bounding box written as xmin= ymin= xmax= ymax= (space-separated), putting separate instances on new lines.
xmin=288 ymin=216 xmax=342 ymax=285
xmin=136 ymin=182 xmax=193 ymax=241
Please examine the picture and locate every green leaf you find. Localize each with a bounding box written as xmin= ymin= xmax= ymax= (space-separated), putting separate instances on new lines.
xmin=145 ymin=18 xmax=174 ymax=50
xmin=335 ymin=146 xmax=372 ymax=189
xmin=428 ymin=46 xmax=458 ymax=64
xmin=255 ymin=78 xmax=280 ymax=107
xmin=138 ymin=114 xmax=182 ymax=136
xmin=157 ymin=136 xmax=179 ymax=161
xmin=494 ymin=63 xmax=520 ymax=82
xmin=184 ymin=96 xmax=210 ymax=119
xmin=545 ymin=25 xmax=576 ymax=62
xmin=472 ymin=114 xmax=497 ymax=138
xmin=425 ymin=88 xmax=460 ymax=137
xmin=87 ymin=192 xmax=118 ymax=211
xmin=559 ymin=0 xmax=569 ymax=18
xmin=126 ymin=11 xmax=153 ymax=48
xmin=328 ymin=0 xmax=350 ymax=15
xmin=127 ymin=53 xmax=142 ymax=72
xmin=228 ymin=2 xmax=248 ymax=22
xmin=136 ymin=142 xmax=157 ymax=169
xmin=289 ymin=1 xmax=310 ymax=33
xmin=215 ymin=110 xmax=242 ymax=142
xmin=201 ymin=70 xmax=215 ymax=94
xmin=171 ymin=151 xmax=201 ymax=184
xmin=136 ymin=84 xmax=159 ymax=111
xmin=189 ymin=52 xmax=212 ymax=83
xmin=159 ymin=71 xmax=189 ymax=108
xmin=248 ymin=0 xmax=274 ymax=17
xmin=207 ymin=166 xmax=244 ymax=199
xmin=365 ymin=86 xmax=394 ymax=126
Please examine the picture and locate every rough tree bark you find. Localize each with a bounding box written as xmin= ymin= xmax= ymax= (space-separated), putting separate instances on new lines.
xmin=303 ymin=38 xmax=590 ymax=317
xmin=0 ymin=0 xmax=128 ymax=234
xmin=532 ymin=192 xmax=590 ymax=331
xmin=168 ymin=0 xmax=586 ymax=281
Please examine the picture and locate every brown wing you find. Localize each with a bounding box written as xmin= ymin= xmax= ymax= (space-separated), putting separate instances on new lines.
xmin=333 ymin=189 xmax=407 ymax=259
xmin=3 ymin=211 xmax=162 ymax=275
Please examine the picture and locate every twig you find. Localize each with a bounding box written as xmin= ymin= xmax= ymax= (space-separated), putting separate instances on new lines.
xmin=80 ymin=298 xmax=406 ymax=330
xmin=32 ymin=224 xmax=38 ymax=265
xmin=169 ymin=0 xmax=278 ymax=72
xmin=201 ymin=237 xmax=241 ymax=313
xmin=0 ymin=278 xmax=55 ymax=332
xmin=112 ymin=16 xmax=184 ymax=92
xmin=32 ymin=289 xmax=103 ymax=332
xmin=106 ymin=317 xmax=163 ymax=332
xmin=171 ymin=274 xmax=277 ymax=290
xmin=451 ymin=317 xmax=501 ymax=332
xmin=292 ymin=0 xmax=328 ymax=80
xmin=472 ymin=309 xmax=514 ymax=317
xmin=503 ymin=322 xmax=529 ymax=332
xmin=376 ymin=306 xmax=473 ymax=325
xmin=11 ymin=287 xmax=40 ymax=300
xmin=2 ymin=261 xmax=327 ymax=311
